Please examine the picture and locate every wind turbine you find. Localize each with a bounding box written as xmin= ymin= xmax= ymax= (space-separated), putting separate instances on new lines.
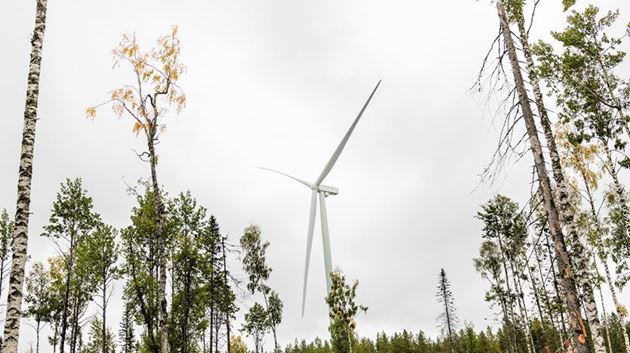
xmin=261 ymin=80 xmax=381 ymax=316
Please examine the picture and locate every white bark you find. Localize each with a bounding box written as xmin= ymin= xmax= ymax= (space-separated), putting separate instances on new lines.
xmin=3 ymin=1 xmax=48 ymax=352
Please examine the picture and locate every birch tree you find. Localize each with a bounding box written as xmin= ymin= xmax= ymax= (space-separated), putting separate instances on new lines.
xmin=489 ymin=2 xmax=591 ymax=351
xmin=88 ymin=27 xmax=186 ymax=353
xmin=3 ymin=1 xmax=49 ymax=351
xmin=42 ymin=178 xmax=100 ymax=353
xmin=240 ymin=225 xmax=283 ymax=352
xmin=24 ymin=262 xmax=54 ymax=353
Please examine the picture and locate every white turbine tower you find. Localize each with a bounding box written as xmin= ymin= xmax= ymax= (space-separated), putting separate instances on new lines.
xmin=261 ymin=80 xmax=381 ymax=316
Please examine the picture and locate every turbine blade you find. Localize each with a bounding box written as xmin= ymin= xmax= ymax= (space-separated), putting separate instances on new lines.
xmin=318 ymin=192 xmax=333 ymax=293
xmin=259 ymin=167 xmax=313 ymax=188
xmin=302 ymin=190 xmax=318 ymax=317
xmin=315 ymin=80 xmax=381 ymax=186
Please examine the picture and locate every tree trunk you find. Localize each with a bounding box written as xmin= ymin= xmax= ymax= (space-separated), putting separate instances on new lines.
xmin=497 ymin=3 xmax=590 ymax=353
xmin=534 ymin=232 xmax=566 ymax=350
xmin=515 ymin=8 xmax=606 ymax=352
xmin=440 ymin=277 xmax=454 ymax=353
xmin=221 ymin=237 xmax=231 ymax=353
xmin=496 ymin=235 xmax=519 ymax=352
xmin=59 ymin=234 xmax=76 ymax=353
xmin=35 ymin=321 xmax=40 ymax=353
xmin=52 ymin=320 xmax=58 ymax=353
xmin=209 ymin=305 xmax=214 ymax=353
xmin=147 ymin=132 xmax=168 ymax=353
xmin=2 ymin=1 xmax=48 ymax=352
xmin=102 ymin=270 xmax=107 ymax=353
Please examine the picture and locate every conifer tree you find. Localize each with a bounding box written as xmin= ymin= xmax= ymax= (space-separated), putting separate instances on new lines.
xmin=436 ymin=269 xmax=458 ymax=353
xmin=119 ymin=303 xmax=136 ymax=353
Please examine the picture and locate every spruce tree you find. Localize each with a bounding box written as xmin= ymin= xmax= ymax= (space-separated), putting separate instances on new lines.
xmin=436 ymin=268 xmax=458 ymax=353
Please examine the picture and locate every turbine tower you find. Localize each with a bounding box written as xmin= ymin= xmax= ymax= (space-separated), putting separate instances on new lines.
xmin=261 ymin=80 xmax=381 ymax=316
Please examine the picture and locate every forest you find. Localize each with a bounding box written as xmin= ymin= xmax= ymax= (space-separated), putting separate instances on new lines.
xmin=0 ymin=0 xmax=630 ymax=353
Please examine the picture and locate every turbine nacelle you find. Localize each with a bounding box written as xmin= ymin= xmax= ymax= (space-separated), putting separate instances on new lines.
xmin=316 ymin=185 xmax=338 ymax=196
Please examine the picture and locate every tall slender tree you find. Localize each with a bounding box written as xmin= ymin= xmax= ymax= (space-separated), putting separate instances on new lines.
xmin=494 ymin=2 xmax=590 ymax=352
xmin=79 ymin=224 xmax=119 ymax=353
xmin=119 ymin=303 xmax=136 ymax=353
xmin=325 ymin=270 xmax=367 ymax=353
xmin=240 ymin=225 xmax=283 ymax=352
xmin=436 ymin=269 xmax=459 ymax=353
xmin=42 ymin=178 xmax=101 ymax=353
xmin=88 ymin=27 xmax=186 ymax=353
xmin=0 ymin=210 xmax=14 ymax=311
xmin=3 ymin=1 xmax=49 ymax=351
xmin=24 ymin=262 xmax=54 ymax=353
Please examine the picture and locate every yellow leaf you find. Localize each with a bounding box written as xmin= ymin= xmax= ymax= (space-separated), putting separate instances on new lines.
xmin=85 ymin=107 xmax=96 ymax=119
xmin=132 ymin=121 xmax=144 ymax=134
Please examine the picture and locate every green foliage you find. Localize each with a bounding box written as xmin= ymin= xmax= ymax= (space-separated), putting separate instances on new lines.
xmin=81 ymin=319 xmax=116 ymax=353
xmin=533 ymin=5 xmax=627 ymax=147
xmin=326 ymin=270 xmax=367 ymax=353
xmin=121 ymin=189 xmax=162 ymax=353
xmin=42 ymin=178 xmax=101 ymax=241
xmin=168 ymin=191 xmax=214 ymax=353
xmin=242 ymin=302 xmax=269 ymax=353
xmin=241 ymin=224 xmax=283 ymax=351
xmin=282 ymin=327 xmax=517 ymax=353
xmin=119 ymin=303 xmax=137 ymax=353
xmin=241 ymin=225 xmax=271 ymax=295
xmin=41 ymin=178 xmax=104 ymax=353
xmin=0 ymin=209 xmax=13 ymax=274
xmin=24 ymin=262 xmax=55 ymax=325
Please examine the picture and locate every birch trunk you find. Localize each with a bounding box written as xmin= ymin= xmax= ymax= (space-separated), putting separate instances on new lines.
xmin=2 ymin=1 xmax=48 ymax=352
xmin=147 ymin=130 xmax=168 ymax=353
xmin=497 ymin=3 xmax=590 ymax=352
xmin=582 ymin=170 xmax=630 ymax=353
xmin=514 ymin=8 xmax=606 ymax=353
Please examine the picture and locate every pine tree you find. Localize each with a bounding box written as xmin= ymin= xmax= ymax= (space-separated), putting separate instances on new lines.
xmin=436 ymin=269 xmax=459 ymax=353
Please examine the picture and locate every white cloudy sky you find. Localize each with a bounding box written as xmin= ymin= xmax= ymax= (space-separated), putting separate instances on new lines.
xmin=1 ymin=0 xmax=629 ymax=352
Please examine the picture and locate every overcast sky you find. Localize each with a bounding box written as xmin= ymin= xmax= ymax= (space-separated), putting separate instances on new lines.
xmin=1 ymin=0 xmax=630 ymax=352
